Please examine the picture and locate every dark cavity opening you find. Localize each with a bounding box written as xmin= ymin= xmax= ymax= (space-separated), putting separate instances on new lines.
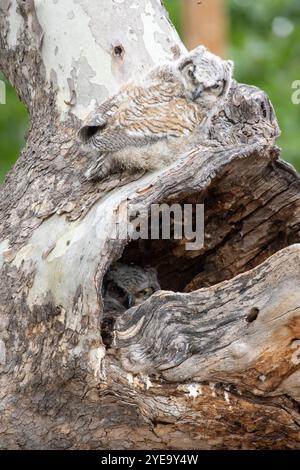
xmin=246 ymin=307 xmax=259 ymax=323
xmin=101 ymin=153 xmax=299 ymax=347
xmin=113 ymin=45 xmax=125 ymax=58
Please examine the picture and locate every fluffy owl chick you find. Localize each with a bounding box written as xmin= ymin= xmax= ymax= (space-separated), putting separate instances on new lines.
xmin=101 ymin=263 xmax=160 ymax=347
xmin=79 ymin=45 xmax=234 ymax=181
xmin=103 ymin=263 xmax=160 ymax=309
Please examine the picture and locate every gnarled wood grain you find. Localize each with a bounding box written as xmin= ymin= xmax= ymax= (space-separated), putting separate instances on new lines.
xmin=115 ymin=245 xmax=300 ymax=402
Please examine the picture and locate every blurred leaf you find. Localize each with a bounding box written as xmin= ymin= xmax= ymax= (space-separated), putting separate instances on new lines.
xmin=163 ymin=0 xmax=183 ymax=36
xmin=229 ymin=0 xmax=300 ymax=171
xmin=0 ymin=72 xmax=28 ymax=183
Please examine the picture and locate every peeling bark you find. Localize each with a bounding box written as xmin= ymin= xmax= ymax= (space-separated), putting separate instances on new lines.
xmin=0 ymin=0 xmax=299 ymax=450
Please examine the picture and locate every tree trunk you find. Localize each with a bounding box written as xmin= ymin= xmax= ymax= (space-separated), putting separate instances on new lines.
xmin=0 ymin=0 xmax=299 ymax=450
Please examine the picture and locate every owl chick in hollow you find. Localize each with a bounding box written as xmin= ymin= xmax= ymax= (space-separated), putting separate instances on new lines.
xmin=101 ymin=263 xmax=160 ymax=347
xmin=103 ymin=263 xmax=160 ymax=309
xmin=79 ymin=46 xmax=234 ymax=181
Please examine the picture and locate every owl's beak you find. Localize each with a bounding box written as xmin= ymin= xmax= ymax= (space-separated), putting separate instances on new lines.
xmin=192 ymin=85 xmax=203 ymax=101
xmin=125 ymin=294 xmax=134 ymax=309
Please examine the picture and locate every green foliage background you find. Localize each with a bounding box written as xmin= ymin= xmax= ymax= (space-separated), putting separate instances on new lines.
xmin=229 ymin=0 xmax=300 ymax=172
xmin=0 ymin=73 xmax=28 ymax=182
xmin=0 ymin=0 xmax=299 ymax=183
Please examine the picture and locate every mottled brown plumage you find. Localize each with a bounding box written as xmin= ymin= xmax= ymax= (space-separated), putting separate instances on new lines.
xmin=79 ymin=46 xmax=234 ymax=180
xmin=101 ymin=263 xmax=160 ymax=347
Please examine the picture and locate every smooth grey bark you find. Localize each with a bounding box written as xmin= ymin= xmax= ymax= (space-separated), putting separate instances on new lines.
xmin=0 ymin=0 xmax=299 ymax=450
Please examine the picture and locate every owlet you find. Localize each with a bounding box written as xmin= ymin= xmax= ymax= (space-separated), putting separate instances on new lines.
xmin=79 ymin=46 xmax=234 ymax=181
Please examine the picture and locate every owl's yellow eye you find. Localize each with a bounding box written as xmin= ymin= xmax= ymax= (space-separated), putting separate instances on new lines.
xmin=137 ymin=288 xmax=153 ymax=297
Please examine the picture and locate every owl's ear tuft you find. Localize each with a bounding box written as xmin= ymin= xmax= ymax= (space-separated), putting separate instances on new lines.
xmin=145 ymin=266 xmax=161 ymax=289
xmin=145 ymin=266 xmax=158 ymax=276
xmin=192 ymin=45 xmax=207 ymax=56
xmin=177 ymin=45 xmax=207 ymax=70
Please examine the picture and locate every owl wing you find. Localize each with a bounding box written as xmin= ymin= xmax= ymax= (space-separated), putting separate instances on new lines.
xmin=78 ymin=90 xmax=128 ymax=143
xmin=79 ymin=81 xmax=202 ymax=152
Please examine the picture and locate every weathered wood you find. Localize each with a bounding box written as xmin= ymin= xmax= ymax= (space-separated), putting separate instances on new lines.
xmin=115 ymin=245 xmax=300 ymax=398
xmin=0 ymin=0 xmax=299 ymax=450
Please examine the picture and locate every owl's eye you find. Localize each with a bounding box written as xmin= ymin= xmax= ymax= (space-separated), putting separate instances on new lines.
xmin=137 ymin=287 xmax=153 ymax=297
xmin=211 ymin=80 xmax=225 ymax=92
xmin=145 ymin=287 xmax=153 ymax=295
xmin=187 ymin=66 xmax=196 ymax=79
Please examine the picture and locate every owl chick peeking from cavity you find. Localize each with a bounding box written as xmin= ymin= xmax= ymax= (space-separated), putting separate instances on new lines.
xmin=101 ymin=263 xmax=161 ymax=347
xmin=103 ymin=263 xmax=160 ymax=310
xmin=79 ymin=46 xmax=234 ymax=181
